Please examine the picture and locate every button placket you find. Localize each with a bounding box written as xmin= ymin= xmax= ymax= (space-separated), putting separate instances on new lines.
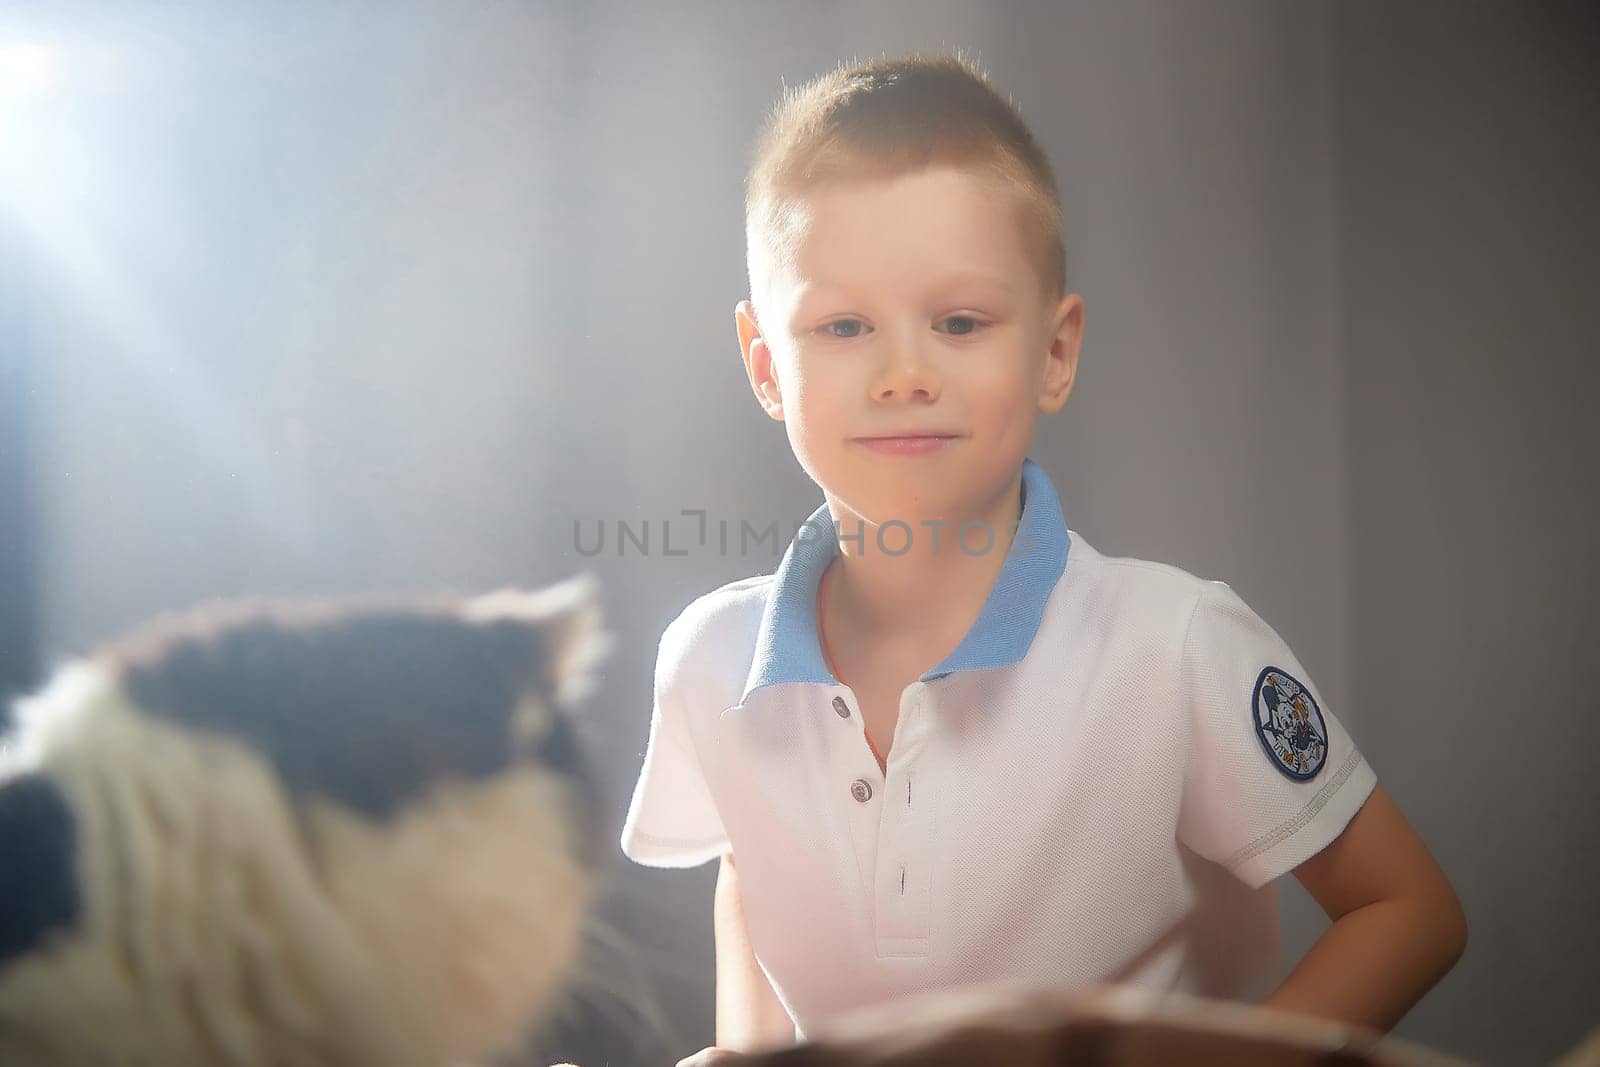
xmin=831 ymin=691 xmax=884 ymax=779
xmin=872 ymin=682 xmax=935 ymax=956
xmin=831 ymin=687 xmax=882 ymax=903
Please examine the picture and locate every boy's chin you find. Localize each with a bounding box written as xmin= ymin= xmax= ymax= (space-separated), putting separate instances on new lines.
xmin=833 ymin=483 xmax=1009 ymax=544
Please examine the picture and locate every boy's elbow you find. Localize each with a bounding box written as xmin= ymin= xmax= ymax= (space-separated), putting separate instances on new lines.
xmin=1432 ymin=885 xmax=1469 ymax=971
xmin=1446 ymin=902 xmax=1469 ymax=966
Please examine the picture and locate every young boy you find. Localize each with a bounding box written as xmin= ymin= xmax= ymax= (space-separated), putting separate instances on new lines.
xmin=620 ymin=52 xmax=1467 ymax=1062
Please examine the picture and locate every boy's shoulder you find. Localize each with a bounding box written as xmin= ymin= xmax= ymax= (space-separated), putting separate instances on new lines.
xmin=1064 ymin=533 xmax=1276 ymax=665
xmin=662 ymin=572 xmax=773 ymax=644
xmin=1065 ymin=530 xmax=1228 ymax=608
xmin=654 ymin=572 xmax=775 ymax=696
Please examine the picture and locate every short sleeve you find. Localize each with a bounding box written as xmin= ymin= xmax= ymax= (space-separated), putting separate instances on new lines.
xmin=618 ymin=619 xmax=731 ymax=869
xmin=1177 ymin=581 xmax=1378 ymax=890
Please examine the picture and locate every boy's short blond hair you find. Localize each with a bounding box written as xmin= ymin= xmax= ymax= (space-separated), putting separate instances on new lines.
xmin=744 ymin=50 xmax=1067 ymax=316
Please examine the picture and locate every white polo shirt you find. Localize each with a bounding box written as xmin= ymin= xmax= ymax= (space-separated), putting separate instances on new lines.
xmin=620 ymin=457 xmax=1378 ymax=1041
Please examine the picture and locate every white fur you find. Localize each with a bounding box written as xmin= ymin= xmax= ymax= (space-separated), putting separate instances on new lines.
xmin=0 ymin=660 xmax=597 ymax=1067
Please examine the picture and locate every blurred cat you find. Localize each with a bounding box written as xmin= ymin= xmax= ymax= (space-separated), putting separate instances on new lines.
xmin=0 ymin=574 xmax=613 ymax=1067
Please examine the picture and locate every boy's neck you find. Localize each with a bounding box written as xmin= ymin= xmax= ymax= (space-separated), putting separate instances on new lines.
xmin=820 ymin=469 xmax=1023 ymax=653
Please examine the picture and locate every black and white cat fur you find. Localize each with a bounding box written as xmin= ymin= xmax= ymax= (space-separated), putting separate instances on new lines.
xmin=0 ymin=574 xmax=614 ymax=1067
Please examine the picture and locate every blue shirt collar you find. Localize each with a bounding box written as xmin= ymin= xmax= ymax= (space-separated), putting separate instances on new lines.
xmin=738 ymin=456 xmax=1071 ymax=704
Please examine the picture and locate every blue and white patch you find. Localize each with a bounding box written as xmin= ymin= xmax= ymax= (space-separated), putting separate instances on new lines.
xmin=1251 ymin=666 xmax=1328 ymax=781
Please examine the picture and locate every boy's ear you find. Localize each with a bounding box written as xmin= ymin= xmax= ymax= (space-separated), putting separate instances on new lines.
xmin=1038 ymin=292 xmax=1085 ymax=415
xmin=735 ymin=299 xmax=784 ymax=421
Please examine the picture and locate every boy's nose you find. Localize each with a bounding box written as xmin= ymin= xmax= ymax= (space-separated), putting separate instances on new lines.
xmin=871 ymin=340 xmax=941 ymax=401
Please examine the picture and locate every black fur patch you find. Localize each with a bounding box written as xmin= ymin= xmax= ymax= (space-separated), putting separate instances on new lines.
xmin=527 ymin=693 xmax=608 ymax=871
xmin=0 ymin=773 xmax=81 ymax=967
xmin=108 ymin=597 xmax=574 ymax=821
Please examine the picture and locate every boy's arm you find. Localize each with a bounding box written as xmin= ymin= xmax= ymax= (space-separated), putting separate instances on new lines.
xmin=1260 ymin=784 xmax=1468 ymax=1033
xmin=714 ymin=852 xmax=797 ymax=1051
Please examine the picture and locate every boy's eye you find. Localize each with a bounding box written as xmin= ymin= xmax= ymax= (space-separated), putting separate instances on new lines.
xmin=821 ymin=318 xmax=868 ymax=339
xmin=940 ymin=315 xmax=986 ymax=337
xmin=817 ymin=315 xmax=989 ymax=340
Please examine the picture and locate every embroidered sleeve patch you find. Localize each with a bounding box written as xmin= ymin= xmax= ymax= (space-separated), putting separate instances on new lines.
xmin=1251 ymin=666 xmax=1329 ymax=781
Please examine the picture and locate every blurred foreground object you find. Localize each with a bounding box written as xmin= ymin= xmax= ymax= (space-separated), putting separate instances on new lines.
xmin=0 ymin=575 xmax=613 ymax=1067
xmin=726 ymin=981 xmax=1479 ymax=1067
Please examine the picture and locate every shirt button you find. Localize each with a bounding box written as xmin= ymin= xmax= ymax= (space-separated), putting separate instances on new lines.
xmin=832 ymin=695 xmax=851 ymax=719
xmin=850 ymin=778 xmax=873 ymax=803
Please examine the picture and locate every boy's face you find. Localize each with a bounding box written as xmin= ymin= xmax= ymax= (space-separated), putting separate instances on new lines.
xmin=736 ymin=165 xmax=1083 ymax=527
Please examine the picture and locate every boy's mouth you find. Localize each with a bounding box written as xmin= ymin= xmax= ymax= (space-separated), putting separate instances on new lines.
xmin=854 ymin=430 xmax=960 ymax=441
xmin=852 ymin=432 xmax=960 ymax=455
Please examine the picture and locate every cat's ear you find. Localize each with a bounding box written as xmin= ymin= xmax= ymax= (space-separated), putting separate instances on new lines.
xmin=464 ymin=573 xmax=614 ymax=708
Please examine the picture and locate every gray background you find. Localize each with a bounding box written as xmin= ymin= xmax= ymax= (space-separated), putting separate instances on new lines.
xmin=2 ymin=2 xmax=1594 ymax=1064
